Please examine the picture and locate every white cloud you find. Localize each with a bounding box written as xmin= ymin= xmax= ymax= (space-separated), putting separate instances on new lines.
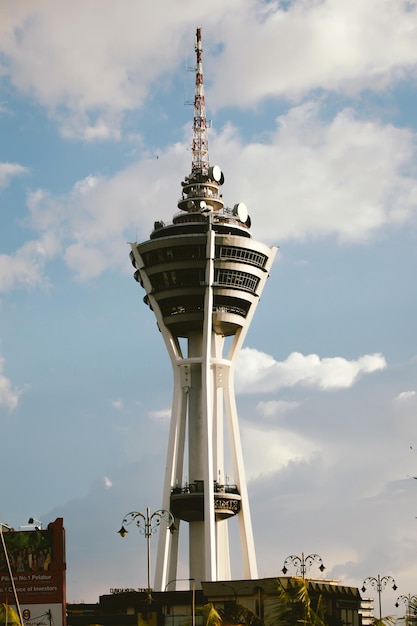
xmin=112 ymin=400 xmax=124 ymax=410
xmin=0 ymin=0 xmax=240 ymax=139
xmin=0 ymin=356 xmax=21 ymax=410
xmin=0 ymin=233 xmax=60 ymax=292
xmin=64 ymin=243 xmax=110 ymax=281
xmin=213 ymin=104 xmax=417 ymax=243
xmin=60 ymin=114 xmax=122 ymax=142
xmin=0 ymin=162 xmax=28 ymax=187
xmin=242 ymin=424 xmax=319 ymax=480
xmin=257 ymin=399 xmax=300 ymax=418
xmin=25 ymin=147 xmax=188 ymax=281
xmin=1 ymin=1 xmax=417 ymax=138
xmin=104 ymin=476 xmax=113 ymax=489
xmin=16 ymin=102 xmax=417 ymax=286
xmin=210 ymin=0 xmax=417 ymax=106
xmin=236 ymin=348 xmax=386 ymax=394
xmin=149 ymin=409 xmax=171 ymax=420
xmin=395 ymin=390 xmax=416 ymax=402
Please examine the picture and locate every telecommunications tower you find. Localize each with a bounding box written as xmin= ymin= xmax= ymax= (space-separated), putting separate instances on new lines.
xmin=129 ymin=28 xmax=276 ymax=589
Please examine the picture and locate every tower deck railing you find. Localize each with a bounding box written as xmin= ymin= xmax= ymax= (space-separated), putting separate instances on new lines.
xmin=171 ymin=481 xmax=240 ymax=496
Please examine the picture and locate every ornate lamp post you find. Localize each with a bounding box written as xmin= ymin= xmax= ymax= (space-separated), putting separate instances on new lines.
xmin=281 ymin=552 xmax=326 ymax=578
xmin=118 ymin=506 xmax=175 ymax=597
xmin=361 ymin=575 xmax=397 ymax=620
xmin=395 ymin=594 xmax=417 ymax=622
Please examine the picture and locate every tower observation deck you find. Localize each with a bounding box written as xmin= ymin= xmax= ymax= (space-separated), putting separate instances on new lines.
xmin=129 ymin=28 xmax=277 ymax=590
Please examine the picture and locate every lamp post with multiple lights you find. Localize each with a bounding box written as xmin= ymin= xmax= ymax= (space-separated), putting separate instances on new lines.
xmin=395 ymin=594 xmax=417 ymax=623
xmin=118 ymin=507 xmax=175 ymax=599
xmin=361 ymin=575 xmax=397 ymax=620
xmin=282 ymin=553 xmax=326 ymax=578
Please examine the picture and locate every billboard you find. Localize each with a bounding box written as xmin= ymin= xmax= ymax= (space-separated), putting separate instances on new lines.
xmin=0 ymin=518 xmax=66 ymax=626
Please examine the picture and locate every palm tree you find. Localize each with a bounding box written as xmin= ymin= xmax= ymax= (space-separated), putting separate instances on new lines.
xmin=408 ymin=597 xmax=417 ymax=626
xmin=220 ymin=600 xmax=264 ymax=626
xmin=264 ymin=577 xmax=329 ymax=626
xmin=197 ymin=603 xmax=224 ymax=626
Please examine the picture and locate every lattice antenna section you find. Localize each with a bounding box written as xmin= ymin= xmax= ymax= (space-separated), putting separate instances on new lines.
xmin=192 ymin=27 xmax=209 ymax=175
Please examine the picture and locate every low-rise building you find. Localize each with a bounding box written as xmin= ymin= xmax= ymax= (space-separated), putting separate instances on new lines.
xmin=67 ymin=577 xmax=362 ymax=626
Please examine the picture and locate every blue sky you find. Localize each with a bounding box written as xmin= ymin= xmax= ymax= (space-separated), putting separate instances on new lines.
xmin=1 ymin=0 xmax=417 ymax=612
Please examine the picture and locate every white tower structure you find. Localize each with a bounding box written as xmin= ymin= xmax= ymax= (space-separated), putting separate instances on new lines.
xmin=129 ymin=28 xmax=276 ymax=590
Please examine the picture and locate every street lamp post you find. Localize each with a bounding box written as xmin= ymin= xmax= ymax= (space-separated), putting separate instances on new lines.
xmin=361 ymin=575 xmax=397 ymax=620
xmin=165 ymin=578 xmax=195 ymax=626
xmin=281 ymin=553 xmax=326 ymax=578
xmin=165 ymin=578 xmax=195 ymax=591
xmin=118 ymin=506 xmax=175 ymax=598
xmin=395 ymin=594 xmax=417 ymax=623
xmin=221 ymin=583 xmax=250 ymax=602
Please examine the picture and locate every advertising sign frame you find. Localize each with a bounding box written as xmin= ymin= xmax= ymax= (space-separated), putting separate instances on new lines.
xmin=0 ymin=518 xmax=66 ymax=626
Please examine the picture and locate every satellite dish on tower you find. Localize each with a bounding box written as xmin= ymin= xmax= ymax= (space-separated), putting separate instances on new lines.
xmin=233 ymin=202 xmax=248 ymax=223
xmin=209 ymin=165 xmax=225 ymax=185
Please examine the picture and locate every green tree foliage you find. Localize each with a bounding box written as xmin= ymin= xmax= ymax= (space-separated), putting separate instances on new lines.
xmin=220 ymin=601 xmax=264 ymax=626
xmin=197 ymin=603 xmax=223 ymax=626
xmin=264 ymin=578 xmax=328 ymax=626
xmin=196 ymin=600 xmax=263 ymax=626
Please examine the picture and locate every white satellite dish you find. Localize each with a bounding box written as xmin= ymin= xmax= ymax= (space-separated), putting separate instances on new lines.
xmin=209 ymin=165 xmax=225 ymax=185
xmin=233 ymin=202 xmax=248 ymax=223
xmin=212 ymin=165 xmax=221 ymax=181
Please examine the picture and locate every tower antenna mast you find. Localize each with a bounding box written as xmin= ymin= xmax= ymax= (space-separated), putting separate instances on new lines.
xmin=192 ymin=27 xmax=209 ymax=175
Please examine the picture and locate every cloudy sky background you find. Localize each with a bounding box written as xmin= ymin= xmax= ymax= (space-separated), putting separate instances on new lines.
xmin=1 ymin=0 xmax=417 ymax=613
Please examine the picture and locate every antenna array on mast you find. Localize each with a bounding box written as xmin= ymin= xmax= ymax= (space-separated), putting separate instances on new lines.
xmin=192 ymin=28 xmax=209 ymax=175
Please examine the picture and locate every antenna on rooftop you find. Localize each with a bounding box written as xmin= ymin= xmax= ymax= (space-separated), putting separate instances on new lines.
xmin=192 ymin=27 xmax=209 ymax=175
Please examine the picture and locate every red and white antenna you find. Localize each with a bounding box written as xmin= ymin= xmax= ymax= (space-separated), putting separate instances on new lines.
xmin=192 ymin=27 xmax=209 ymax=175
xmin=177 ymin=27 xmax=225 ymax=215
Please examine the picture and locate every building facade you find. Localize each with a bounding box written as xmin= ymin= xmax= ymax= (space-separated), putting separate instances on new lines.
xmin=67 ymin=578 xmax=362 ymax=626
